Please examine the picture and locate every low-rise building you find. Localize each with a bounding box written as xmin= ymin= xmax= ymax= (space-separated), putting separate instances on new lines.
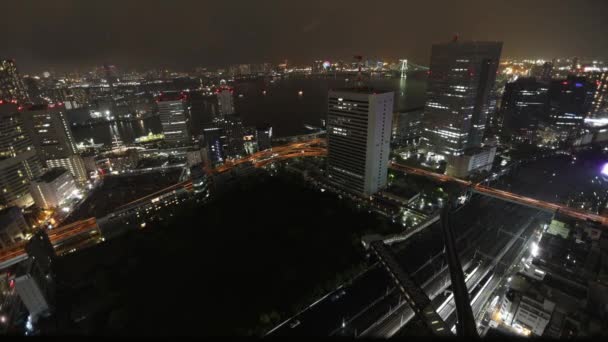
xmin=45 ymin=154 xmax=87 ymax=184
xmin=186 ymin=148 xmax=204 ymax=167
xmin=500 ymin=289 xmax=555 ymax=336
xmin=29 ymin=168 xmax=78 ymax=210
xmin=0 ymin=206 xmax=28 ymax=248
xmin=445 ymin=146 xmax=497 ymax=178
xmin=392 ymin=108 xmax=423 ymax=147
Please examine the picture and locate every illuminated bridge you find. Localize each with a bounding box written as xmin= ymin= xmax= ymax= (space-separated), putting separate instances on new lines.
xmin=4 ymin=138 xmax=608 ymax=272
xmin=369 ymin=240 xmax=452 ymax=336
xmin=388 ymin=162 xmax=608 ymax=226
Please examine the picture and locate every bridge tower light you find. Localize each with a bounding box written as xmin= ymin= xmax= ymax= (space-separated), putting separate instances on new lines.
xmin=400 ymin=59 xmax=408 ymax=79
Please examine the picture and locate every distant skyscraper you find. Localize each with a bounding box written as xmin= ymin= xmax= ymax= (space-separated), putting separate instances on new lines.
xmin=20 ymin=103 xmax=87 ymax=183
xmin=103 ymin=63 xmax=118 ymax=96
xmin=157 ymin=92 xmax=191 ymax=145
xmin=0 ymin=103 xmax=43 ymax=208
xmin=187 ymin=91 xmax=214 ymax=126
xmin=229 ymin=64 xmax=251 ymax=77
xmin=217 ymin=87 xmax=235 ymax=116
xmin=392 ymin=108 xmax=423 ymax=147
xmin=421 ymin=39 xmax=502 ymax=157
xmin=200 ymin=127 xmax=225 ymax=167
xmin=217 ymin=115 xmax=246 ymax=158
xmin=500 ymin=78 xmax=549 ymax=143
xmin=0 ymin=59 xmax=29 ymax=102
xmin=571 ymin=57 xmax=579 ymax=73
xmin=190 ymin=164 xmax=210 ymax=199
xmin=243 ymin=130 xmax=257 ymax=155
xmin=587 ymin=71 xmax=608 ymax=118
xmin=22 ymin=76 xmax=43 ymax=104
xmin=326 ymin=88 xmax=393 ymax=196
xmin=21 ymin=104 xmax=78 ymax=161
xmin=530 ymin=62 xmax=553 ymax=83
xmin=255 ymin=124 xmax=272 ymax=151
xmin=548 ymin=75 xmax=595 ymax=134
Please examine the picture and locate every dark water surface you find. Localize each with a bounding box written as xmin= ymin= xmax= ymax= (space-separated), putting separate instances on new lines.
xmin=71 ymin=75 xmax=427 ymax=145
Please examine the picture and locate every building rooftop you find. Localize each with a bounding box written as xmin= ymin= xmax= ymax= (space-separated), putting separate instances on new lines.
xmin=547 ymin=220 xmax=570 ymax=239
xmin=463 ymin=145 xmax=496 ymax=156
xmin=0 ymin=206 xmax=23 ymax=229
xmin=329 ymin=87 xmax=393 ymax=95
xmin=36 ymin=168 xmax=70 ymax=183
xmin=0 ymin=102 xmax=19 ymax=115
xmin=156 ymin=91 xmax=185 ymax=102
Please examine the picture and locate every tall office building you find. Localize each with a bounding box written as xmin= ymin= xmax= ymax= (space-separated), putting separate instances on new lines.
xmin=500 ymin=78 xmax=549 ymax=143
xmin=0 ymin=206 xmax=28 ymax=248
xmin=421 ymin=39 xmax=502 ymax=157
xmin=0 ymin=103 xmax=43 ymax=208
xmin=391 ymin=108 xmax=423 ymax=147
xmin=157 ymin=92 xmax=191 ymax=145
xmin=255 ymin=124 xmax=272 ymax=151
xmin=587 ymin=71 xmax=608 ymax=118
xmin=13 ymin=230 xmax=57 ymax=320
xmin=200 ymin=127 xmax=225 ymax=167
xmin=13 ymin=259 xmax=52 ymax=320
xmin=20 ymin=103 xmax=87 ymax=183
xmin=530 ymin=62 xmax=554 ymax=83
xmin=216 ymin=83 xmax=235 ymax=117
xmin=214 ymin=115 xmax=245 ymax=158
xmin=25 ymin=229 xmax=56 ymax=276
xmin=21 ymin=104 xmax=78 ymax=161
xmin=326 ymin=88 xmax=393 ymax=196
xmin=0 ymin=59 xmax=29 ymax=102
xmin=548 ymin=75 xmax=595 ymax=134
xmin=22 ymin=76 xmax=43 ymax=104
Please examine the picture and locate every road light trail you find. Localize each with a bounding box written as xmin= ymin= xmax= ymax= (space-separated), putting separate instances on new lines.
xmin=4 ymin=139 xmax=607 ymax=269
xmin=388 ymin=162 xmax=608 ymax=226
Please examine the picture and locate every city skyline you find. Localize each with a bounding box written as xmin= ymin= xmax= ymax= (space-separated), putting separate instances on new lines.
xmin=2 ymin=2 xmax=608 ymax=337
xmin=2 ymin=0 xmax=608 ymax=73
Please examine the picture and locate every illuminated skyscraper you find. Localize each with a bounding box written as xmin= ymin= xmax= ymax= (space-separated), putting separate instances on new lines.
xmin=500 ymin=78 xmax=549 ymax=143
xmin=20 ymin=103 xmax=87 ymax=183
xmin=587 ymin=71 xmax=608 ymax=118
xmin=0 ymin=103 xmax=43 ymax=208
xmin=200 ymin=127 xmax=225 ymax=167
xmin=255 ymin=124 xmax=272 ymax=151
xmin=530 ymin=62 xmax=554 ymax=83
xmin=0 ymin=59 xmax=29 ymax=102
xmin=157 ymin=92 xmax=191 ymax=145
xmin=421 ymin=39 xmax=502 ymax=157
xmin=217 ymin=115 xmax=245 ymax=158
xmin=326 ymin=88 xmax=393 ymax=196
xmin=548 ymin=75 xmax=595 ymax=134
xmin=216 ymin=83 xmax=235 ymax=117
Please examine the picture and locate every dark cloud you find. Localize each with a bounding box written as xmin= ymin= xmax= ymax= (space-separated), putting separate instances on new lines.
xmin=1 ymin=0 xmax=607 ymax=74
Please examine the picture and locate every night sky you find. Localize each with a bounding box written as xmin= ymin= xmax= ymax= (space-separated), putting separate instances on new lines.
xmin=3 ymin=0 xmax=608 ymax=73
